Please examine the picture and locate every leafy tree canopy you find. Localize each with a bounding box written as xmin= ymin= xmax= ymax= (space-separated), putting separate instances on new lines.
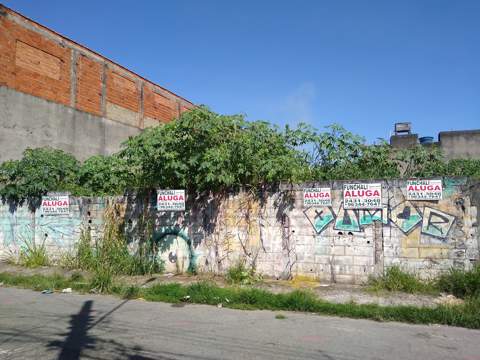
xmin=1 ymin=106 xmax=479 ymax=202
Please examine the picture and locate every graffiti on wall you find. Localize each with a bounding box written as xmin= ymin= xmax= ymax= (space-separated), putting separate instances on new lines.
xmin=304 ymin=207 xmax=335 ymax=234
xmin=153 ymin=226 xmax=197 ymax=273
xmin=359 ymin=208 xmax=388 ymax=226
xmin=390 ymin=201 xmax=423 ymax=234
xmin=0 ymin=207 xmax=83 ymax=254
xmin=420 ymin=207 xmax=455 ymax=241
xmin=304 ymin=200 xmax=456 ymax=242
xmin=334 ymin=205 xmax=361 ymax=232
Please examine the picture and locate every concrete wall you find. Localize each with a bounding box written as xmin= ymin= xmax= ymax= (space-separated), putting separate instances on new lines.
xmin=389 ymin=134 xmax=419 ymax=149
xmin=0 ymin=86 xmax=141 ymax=161
xmin=439 ymin=130 xmax=480 ymax=160
xmin=390 ymin=130 xmax=480 ymax=160
xmin=1 ymin=178 xmax=478 ymax=283
xmin=0 ymin=4 xmax=194 ymax=162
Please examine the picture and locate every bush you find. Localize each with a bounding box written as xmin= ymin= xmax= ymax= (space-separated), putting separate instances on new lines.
xmin=437 ymin=265 xmax=480 ymax=299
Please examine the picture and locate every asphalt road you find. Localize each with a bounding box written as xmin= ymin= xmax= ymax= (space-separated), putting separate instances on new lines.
xmin=0 ymin=287 xmax=479 ymax=360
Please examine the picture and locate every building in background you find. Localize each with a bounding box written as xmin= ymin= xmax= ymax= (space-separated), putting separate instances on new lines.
xmin=390 ymin=122 xmax=480 ymax=160
xmin=0 ymin=4 xmax=194 ymax=162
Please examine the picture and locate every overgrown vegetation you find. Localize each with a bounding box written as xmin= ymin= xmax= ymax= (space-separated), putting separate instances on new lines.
xmin=225 ymin=261 xmax=261 ymax=285
xmin=1 ymin=272 xmax=479 ymax=329
xmin=61 ymin=206 xmax=164 ymax=292
xmin=368 ymin=266 xmax=437 ymax=294
xmin=0 ymin=148 xmax=80 ymax=206
xmin=1 ymin=107 xmax=479 ymax=202
xmin=437 ymin=265 xmax=480 ymax=299
xmin=368 ymin=265 xmax=480 ymax=300
xmin=18 ymin=242 xmax=50 ymax=268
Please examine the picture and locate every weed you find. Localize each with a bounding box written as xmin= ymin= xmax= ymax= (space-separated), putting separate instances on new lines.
xmin=368 ymin=265 xmax=480 ymax=300
xmin=89 ymin=269 xmax=113 ymax=293
xmin=75 ymin=229 xmax=96 ymax=270
xmin=0 ymin=272 xmax=89 ymax=293
xmin=60 ymin=206 xmax=164 ymax=292
xmin=367 ymin=266 xmax=437 ymax=294
xmin=88 ymin=208 xmax=163 ymax=276
xmin=436 ymin=265 xmax=480 ymax=299
xmin=226 ymin=261 xmax=260 ymax=285
xmin=143 ymin=283 xmax=188 ymax=303
xmin=122 ymin=285 xmax=141 ymax=299
xmin=275 ymin=314 xmax=286 ymax=319
xmin=18 ymin=240 xmax=49 ymax=268
xmin=277 ymin=290 xmax=319 ymax=312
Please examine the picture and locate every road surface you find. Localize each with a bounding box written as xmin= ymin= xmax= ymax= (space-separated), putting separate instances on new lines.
xmin=0 ymin=287 xmax=479 ymax=359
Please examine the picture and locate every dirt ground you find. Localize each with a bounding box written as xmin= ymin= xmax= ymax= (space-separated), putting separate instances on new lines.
xmin=0 ymin=262 xmax=445 ymax=307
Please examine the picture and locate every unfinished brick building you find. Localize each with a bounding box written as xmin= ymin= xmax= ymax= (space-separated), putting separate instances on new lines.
xmin=0 ymin=4 xmax=195 ymax=162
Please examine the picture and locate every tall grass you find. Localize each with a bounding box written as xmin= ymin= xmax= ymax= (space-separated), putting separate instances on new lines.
xmin=62 ymin=205 xmax=164 ymax=292
xmin=437 ymin=265 xmax=480 ymax=299
xmin=369 ymin=265 xmax=480 ymax=301
xmin=368 ymin=266 xmax=437 ymax=294
xmin=18 ymin=239 xmax=49 ymax=268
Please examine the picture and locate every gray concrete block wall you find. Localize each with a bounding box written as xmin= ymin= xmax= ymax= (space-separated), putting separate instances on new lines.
xmin=0 ymin=178 xmax=478 ymax=283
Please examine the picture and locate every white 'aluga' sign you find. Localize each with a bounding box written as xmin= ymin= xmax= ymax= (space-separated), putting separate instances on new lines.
xmin=157 ymin=190 xmax=185 ymax=211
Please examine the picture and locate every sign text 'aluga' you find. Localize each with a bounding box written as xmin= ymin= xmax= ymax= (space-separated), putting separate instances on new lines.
xmin=303 ymin=188 xmax=332 ymax=207
xmin=343 ymin=183 xmax=382 ymax=209
xmin=41 ymin=195 xmax=70 ymax=215
xmin=157 ymin=190 xmax=185 ymax=211
xmin=407 ymin=179 xmax=442 ymax=200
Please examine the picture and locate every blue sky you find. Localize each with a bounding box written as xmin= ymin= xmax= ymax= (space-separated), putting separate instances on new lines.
xmin=4 ymin=0 xmax=480 ymax=142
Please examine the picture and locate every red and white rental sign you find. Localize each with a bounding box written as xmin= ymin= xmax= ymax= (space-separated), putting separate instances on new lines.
xmin=343 ymin=183 xmax=382 ymax=209
xmin=407 ymin=179 xmax=442 ymax=200
xmin=41 ymin=194 xmax=70 ymax=215
xmin=157 ymin=190 xmax=185 ymax=211
xmin=303 ymin=188 xmax=332 ymax=207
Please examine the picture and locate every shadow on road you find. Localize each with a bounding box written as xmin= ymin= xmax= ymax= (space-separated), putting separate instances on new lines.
xmin=47 ymin=300 xmax=159 ymax=360
xmin=48 ymin=300 xmax=95 ymax=359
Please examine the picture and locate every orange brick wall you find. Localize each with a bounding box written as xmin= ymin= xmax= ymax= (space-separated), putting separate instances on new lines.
xmin=0 ymin=5 xmax=194 ymax=128
xmin=144 ymin=84 xmax=178 ymax=122
xmin=76 ymin=54 xmax=102 ymax=116
xmin=106 ymin=70 xmax=139 ymax=113
xmin=0 ymin=17 xmax=71 ymax=106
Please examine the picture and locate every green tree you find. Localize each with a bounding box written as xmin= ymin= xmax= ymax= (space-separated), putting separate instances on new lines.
xmin=0 ymin=148 xmax=79 ymax=206
xmin=77 ymin=155 xmax=132 ymax=196
xmin=394 ymin=145 xmax=445 ymax=178
xmin=309 ymin=125 xmax=399 ymax=180
xmin=1 ymin=109 xmax=479 ymax=202
xmin=120 ymin=106 xmax=313 ymax=192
